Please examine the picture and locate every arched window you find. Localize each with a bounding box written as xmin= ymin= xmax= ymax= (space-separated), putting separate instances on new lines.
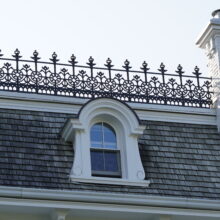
xmin=90 ymin=122 xmax=121 ymax=177
xmin=61 ymin=98 xmax=150 ymax=186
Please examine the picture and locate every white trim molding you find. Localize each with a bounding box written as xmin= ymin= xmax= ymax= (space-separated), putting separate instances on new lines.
xmin=0 ymin=91 xmax=216 ymax=125
xmin=0 ymin=186 xmax=219 ymax=211
xmin=70 ymin=176 xmax=150 ymax=186
xmin=61 ymin=98 xmax=149 ymax=187
xmin=0 ymin=186 xmax=219 ymax=219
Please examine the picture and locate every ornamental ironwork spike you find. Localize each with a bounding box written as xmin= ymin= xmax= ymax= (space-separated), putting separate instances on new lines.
xmin=175 ymin=64 xmax=184 ymax=76
xmin=140 ymin=61 xmax=150 ymax=72
xmin=31 ymin=50 xmax=41 ymax=61
xmin=104 ymin=58 xmax=114 ymax=69
xmin=0 ymin=49 xmax=3 ymax=57
xmin=87 ymin=56 xmax=96 ymax=67
xmin=69 ymin=54 xmax=78 ymax=65
xmin=12 ymin=48 xmax=22 ymax=59
xmin=193 ymin=66 xmax=202 ymax=76
xmin=123 ymin=59 xmax=132 ymax=70
xmin=193 ymin=66 xmax=202 ymax=87
xmin=158 ymin=62 xmax=167 ymax=73
xmin=50 ymin=52 xmax=59 ymax=63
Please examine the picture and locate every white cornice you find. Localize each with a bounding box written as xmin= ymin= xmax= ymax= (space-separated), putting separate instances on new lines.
xmin=0 ymin=91 xmax=88 ymax=105
xmin=129 ymin=102 xmax=214 ymax=115
xmin=0 ymin=186 xmax=219 ymax=217
xmin=0 ymin=91 xmax=216 ymax=125
xmin=196 ymin=19 xmax=220 ymax=49
xmin=136 ymin=108 xmax=216 ymax=125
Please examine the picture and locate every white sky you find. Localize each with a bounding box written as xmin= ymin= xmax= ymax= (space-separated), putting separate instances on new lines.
xmin=0 ymin=0 xmax=219 ymax=76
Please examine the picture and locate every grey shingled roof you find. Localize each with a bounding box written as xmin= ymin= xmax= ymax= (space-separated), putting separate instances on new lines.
xmin=0 ymin=108 xmax=220 ymax=199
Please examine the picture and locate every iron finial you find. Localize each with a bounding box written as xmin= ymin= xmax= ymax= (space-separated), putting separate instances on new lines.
xmin=193 ymin=66 xmax=202 ymax=76
xmin=69 ymin=54 xmax=78 ymax=65
xmin=50 ymin=52 xmax=59 ymax=63
xmin=87 ymin=56 xmax=96 ymax=67
xmin=12 ymin=48 xmax=22 ymax=59
xmin=158 ymin=62 xmax=167 ymax=72
xmin=33 ymin=50 xmax=39 ymax=57
xmin=31 ymin=50 xmax=41 ymax=61
xmin=105 ymin=58 xmax=114 ymax=69
xmin=175 ymin=64 xmax=184 ymax=76
xmin=123 ymin=59 xmax=132 ymax=70
xmin=141 ymin=61 xmax=150 ymax=72
xmin=14 ymin=48 xmax=20 ymax=55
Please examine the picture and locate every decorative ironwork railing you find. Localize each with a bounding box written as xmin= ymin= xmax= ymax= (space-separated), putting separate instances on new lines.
xmin=0 ymin=49 xmax=213 ymax=108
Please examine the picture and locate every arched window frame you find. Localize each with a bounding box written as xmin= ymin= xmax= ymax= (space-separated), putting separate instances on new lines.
xmin=61 ymin=98 xmax=150 ymax=187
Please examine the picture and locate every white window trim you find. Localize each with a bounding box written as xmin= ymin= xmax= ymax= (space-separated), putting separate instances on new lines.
xmin=61 ymin=98 xmax=150 ymax=187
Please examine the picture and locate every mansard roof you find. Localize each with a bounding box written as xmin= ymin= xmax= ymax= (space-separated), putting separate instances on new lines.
xmin=0 ymin=108 xmax=219 ymax=200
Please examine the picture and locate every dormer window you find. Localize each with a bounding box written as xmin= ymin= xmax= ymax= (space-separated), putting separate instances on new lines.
xmin=90 ymin=122 xmax=121 ymax=177
xmin=61 ymin=98 xmax=150 ymax=187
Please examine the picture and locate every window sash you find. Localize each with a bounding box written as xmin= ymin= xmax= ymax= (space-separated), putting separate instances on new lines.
xmin=90 ymin=122 xmax=117 ymax=150
xmin=90 ymin=149 xmax=121 ymax=177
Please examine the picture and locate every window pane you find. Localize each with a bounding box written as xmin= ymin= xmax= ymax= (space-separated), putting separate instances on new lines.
xmin=103 ymin=123 xmax=117 ymax=149
xmin=104 ymin=151 xmax=119 ymax=172
xmin=91 ymin=151 xmax=104 ymax=171
xmin=90 ymin=123 xmax=102 ymax=148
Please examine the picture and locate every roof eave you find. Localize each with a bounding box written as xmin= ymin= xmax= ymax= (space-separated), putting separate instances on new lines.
xmin=0 ymin=186 xmax=219 ymax=213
